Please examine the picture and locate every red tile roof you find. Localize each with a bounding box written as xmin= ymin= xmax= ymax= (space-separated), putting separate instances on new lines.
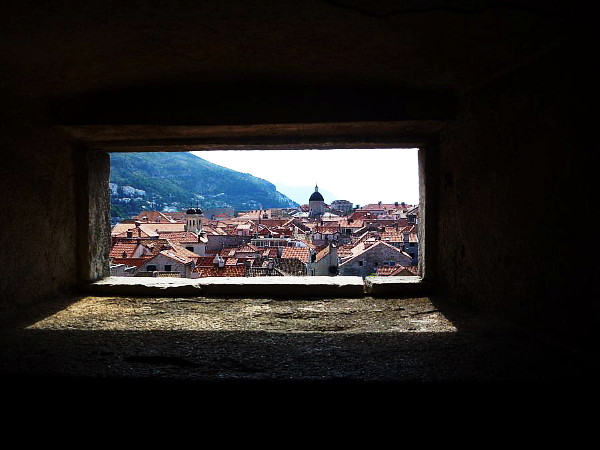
xmin=109 ymin=242 xmax=139 ymax=258
xmin=195 ymin=266 xmax=246 ymax=277
xmin=110 ymin=257 xmax=149 ymax=268
xmin=159 ymin=231 xmax=201 ymax=243
xmin=281 ymin=247 xmax=310 ymax=263
xmin=339 ymin=240 xmax=412 ymax=265
xmin=133 ymin=211 xmax=179 ymax=223
xmin=168 ymin=243 xmax=202 ymax=259
xmin=376 ymin=265 xmax=419 ymax=276
xmin=112 ymin=226 xmax=157 ymax=239
xmin=219 ymin=248 xmax=238 ymax=257
xmin=142 ymin=223 xmax=186 ymax=233
xmin=158 ymin=249 xmax=194 ymax=264
xmin=195 ymin=256 xmax=217 ymax=267
xmin=262 ymin=248 xmax=278 ymax=258
xmin=337 ymin=245 xmax=354 ymax=258
xmin=237 ymin=244 xmax=260 ymax=253
xmin=201 ymin=225 xmax=227 ymax=235
xmin=315 ymin=245 xmax=332 ymax=262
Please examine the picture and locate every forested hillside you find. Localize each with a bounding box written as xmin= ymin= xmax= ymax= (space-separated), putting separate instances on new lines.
xmin=109 ymin=152 xmax=297 ymax=220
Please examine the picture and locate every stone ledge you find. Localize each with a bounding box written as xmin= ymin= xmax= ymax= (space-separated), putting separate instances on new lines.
xmin=87 ymin=276 xmax=366 ymax=298
xmin=364 ymin=276 xmax=425 ymax=296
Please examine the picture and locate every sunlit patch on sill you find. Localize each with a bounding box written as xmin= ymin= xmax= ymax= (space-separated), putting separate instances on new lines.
xmin=26 ymin=295 xmax=457 ymax=333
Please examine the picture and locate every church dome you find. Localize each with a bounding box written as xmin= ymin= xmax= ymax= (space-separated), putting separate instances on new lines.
xmin=309 ymin=184 xmax=324 ymax=202
xmin=186 ymin=207 xmax=202 ymax=214
xmin=309 ymin=191 xmax=324 ymax=202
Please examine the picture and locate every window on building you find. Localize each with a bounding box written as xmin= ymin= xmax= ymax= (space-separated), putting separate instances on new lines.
xmin=164 ymin=265 xmax=172 ymax=272
xmin=146 ymin=265 xmax=157 ymax=272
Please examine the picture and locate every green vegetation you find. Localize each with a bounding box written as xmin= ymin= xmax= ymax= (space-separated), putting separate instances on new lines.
xmin=110 ymin=152 xmax=297 ymax=219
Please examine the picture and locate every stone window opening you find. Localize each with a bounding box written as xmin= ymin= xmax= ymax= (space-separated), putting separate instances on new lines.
xmin=64 ymin=123 xmax=436 ymax=298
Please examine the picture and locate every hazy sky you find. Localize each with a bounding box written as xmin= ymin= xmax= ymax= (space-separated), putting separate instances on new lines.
xmin=191 ymin=148 xmax=420 ymax=206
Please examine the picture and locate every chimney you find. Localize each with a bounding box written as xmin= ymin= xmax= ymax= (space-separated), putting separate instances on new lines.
xmin=213 ymin=255 xmax=225 ymax=268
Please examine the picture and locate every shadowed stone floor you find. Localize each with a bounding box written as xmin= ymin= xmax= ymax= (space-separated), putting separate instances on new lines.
xmin=1 ymin=294 xmax=597 ymax=399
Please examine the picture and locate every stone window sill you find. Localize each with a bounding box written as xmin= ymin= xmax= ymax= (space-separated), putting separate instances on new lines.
xmin=87 ymin=276 xmax=425 ymax=298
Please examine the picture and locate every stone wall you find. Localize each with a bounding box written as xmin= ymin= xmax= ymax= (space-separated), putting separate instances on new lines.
xmin=312 ymin=246 xmax=338 ymax=276
xmin=0 ymin=1 xmax=595 ymax=340
xmin=436 ymin=37 xmax=596 ymax=327
xmin=0 ymin=94 xmax=79 ymax=310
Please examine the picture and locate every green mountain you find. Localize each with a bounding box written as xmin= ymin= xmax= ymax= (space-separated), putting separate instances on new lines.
xmin=109 ymin=152 xmax=298 ymax=219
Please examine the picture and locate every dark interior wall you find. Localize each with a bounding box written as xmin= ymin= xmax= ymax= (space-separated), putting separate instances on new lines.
xmin=437 ymin=37 xmax=597 ymax=328
xmin=0 ymin=1 xmax=596 ymax=333
xmin=0 ymin=93 xmax=79 ymax=310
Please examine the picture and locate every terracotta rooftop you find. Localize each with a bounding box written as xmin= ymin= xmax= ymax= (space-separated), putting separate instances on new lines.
xmin=195 ymin=256 xmax=217 ymax=267
xmin=237 ymin=244 xmax=259 ymax=253
xmin=261 ymin=248 xmax=278 ymax=258
xmin=202 ymin=225 xmax=227 ymax=236
xmin=167 ymin=243 xmax=202 ymax=259
xmin=111 ymin=222 xmax=186 ymax=237
xmin=219 ymin=248 xmax=238 ymax=257
xmin=315 ymin=245 xmax=332 ymax=262
xmin=110 ymin=257 xmax=149 ymax=268
xmin=112 ymin=225 xmax=157 ymax=239
xmin=135 ymin=239 xmax=172 ymax=255
xmin=109 ymin=242 xmax=139 ymax=259
xmin=142 ymin=223 xmax=187 ymax=233
xmin=340 ymin=240 xmax=410 ymax=265
xmin=133 ymin=211 xmax=178 ymax=223
xmin=195 ymin=266 xmax=246 ymax=277
xmin=281 ymin=247 xmax=310 ymax=263
xmin=157 ymin=249 xmax=194 ymax=265
xmin=158 ymin=231 xmax=207 ymax=244
xmin=338 ymin=218 xmax=364 ymax=228
xmin=377 ymin=265 xmax=419 ymax=276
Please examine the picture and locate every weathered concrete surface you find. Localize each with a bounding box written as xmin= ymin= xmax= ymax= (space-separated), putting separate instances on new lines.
xmin=1 ymin=294 xmax=596 ymax=389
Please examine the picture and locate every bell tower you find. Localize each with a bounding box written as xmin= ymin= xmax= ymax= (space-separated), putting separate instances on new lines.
xmin=185 ymin=205 xmax=203 ymax=233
